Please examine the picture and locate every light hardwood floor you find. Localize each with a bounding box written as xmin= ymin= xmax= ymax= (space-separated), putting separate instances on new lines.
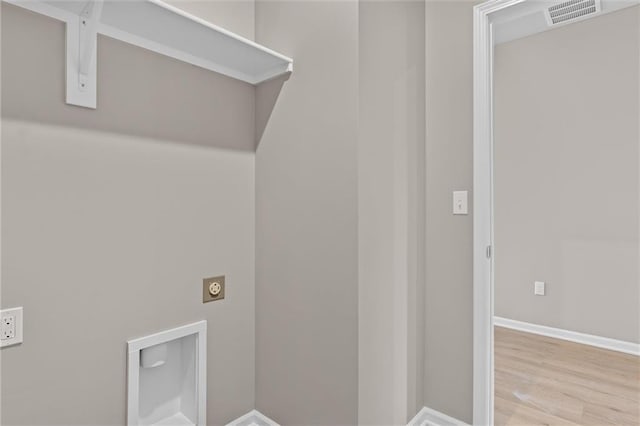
xmin=494 ymin=326 xmax=640 ymax=426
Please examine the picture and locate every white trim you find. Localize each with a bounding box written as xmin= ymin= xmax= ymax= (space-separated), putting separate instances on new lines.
xmin=127 ymin=321 xmax=207 ymax=426
xmin=127 ymin=320 xmax=206 ymax=352
xmin=407 ymin=407 xmax=470 ymax=426
xmin=473 ymin=3 xmax=496 ymax=426
xmin=494 ymin=317 xmax=640 ymax=356
xmin=473 ymin=1 xmax=526 ymax=425
xmin=225 ymin=410 xmax=279 ymax=426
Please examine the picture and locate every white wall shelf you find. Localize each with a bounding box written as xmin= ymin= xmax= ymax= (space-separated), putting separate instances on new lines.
xmin=4 ymin=0 xmax=293 ymax=109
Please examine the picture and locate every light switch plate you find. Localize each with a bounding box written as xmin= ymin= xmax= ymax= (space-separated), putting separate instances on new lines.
xmin=534 ymin=281 xmax=545 ymax=296
xmin=203 ymin=276 xmax=225 ymax=303
xmin=1 ymin=307 xmax=23 ymax=348
xmin=453 ymin=191 xmax=468 ymax=215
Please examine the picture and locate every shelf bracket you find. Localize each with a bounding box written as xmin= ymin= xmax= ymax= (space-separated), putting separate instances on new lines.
xmin=66 ymin=0 xmax=103 ymax=108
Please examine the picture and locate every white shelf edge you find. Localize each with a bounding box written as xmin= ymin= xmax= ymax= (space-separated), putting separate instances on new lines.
xmin=97 ymin=23 xmax=261 ymax=85
xmin=147 ymin=0 xmax=292 ymax=65
xmin=3 ymin=0 xmax=293 ymax=108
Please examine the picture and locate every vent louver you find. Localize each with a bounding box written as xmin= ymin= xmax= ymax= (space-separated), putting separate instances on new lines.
xmin=545 ymin=0 xmax=601 ymax=25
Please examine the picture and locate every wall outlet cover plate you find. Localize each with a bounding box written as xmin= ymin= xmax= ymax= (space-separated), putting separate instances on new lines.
xmin=453 ymin=190 xmax=469 ymax=215
xmin=203 ymin=276 xmax=225 ymax=303
xmin=1 ymin=307 xmax=24 ymax=348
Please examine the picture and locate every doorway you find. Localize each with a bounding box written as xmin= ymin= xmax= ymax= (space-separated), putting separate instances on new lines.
xmin=473 ymin=1 xmax=640 ymax=424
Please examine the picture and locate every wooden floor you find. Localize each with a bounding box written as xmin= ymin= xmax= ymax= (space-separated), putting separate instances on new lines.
xmin=494 ymin=326 xmax=640 ymax=426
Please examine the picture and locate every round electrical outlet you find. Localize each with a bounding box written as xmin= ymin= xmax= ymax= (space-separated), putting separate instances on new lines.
xmin=209 ymin=282 xmax=222 ymax=297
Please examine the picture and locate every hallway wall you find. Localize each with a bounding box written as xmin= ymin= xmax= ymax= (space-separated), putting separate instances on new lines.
xmin=494 ymin=6 xmax=640 ymax=344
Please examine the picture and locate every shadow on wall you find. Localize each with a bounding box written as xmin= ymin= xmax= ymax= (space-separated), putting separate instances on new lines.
xmin=1 ymin=3 xmax=285 ymax=152
xmin=255 ymin=75 xmax=288 ymax=146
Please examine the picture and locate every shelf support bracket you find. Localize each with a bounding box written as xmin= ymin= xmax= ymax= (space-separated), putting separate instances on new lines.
xmin=66 ymin=0 xmax=103 ymax=108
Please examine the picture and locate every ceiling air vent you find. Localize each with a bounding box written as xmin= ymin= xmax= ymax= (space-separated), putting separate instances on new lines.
xmin=545 ymin=0 xmax=601 ymax=25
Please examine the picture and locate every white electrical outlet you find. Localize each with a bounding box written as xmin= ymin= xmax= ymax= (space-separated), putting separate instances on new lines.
xmin=2 ymin=315 xmax=15 ymax=339
xmin=534 ymin=281 xmax=545 ymax=296
xmin=1 ymin=307 xmax=23 ymax=348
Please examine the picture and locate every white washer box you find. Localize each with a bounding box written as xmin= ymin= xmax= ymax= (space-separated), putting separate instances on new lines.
xmin=127 ymin=321 xmax=207 ymax=426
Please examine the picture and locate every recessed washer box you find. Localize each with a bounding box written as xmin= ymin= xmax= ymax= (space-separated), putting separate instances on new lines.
xmin=127 ymin=321 xmax=207 ymax=426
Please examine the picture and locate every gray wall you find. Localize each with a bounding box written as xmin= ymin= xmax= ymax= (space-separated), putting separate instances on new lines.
xmin=1 ymin=3 xmax=256 ymax=425
xmin=424 ymin=1 xmax=477 ymax=423
xmin=254 ymin=1 xmax=359 ymax=424
xmin=358 ymin=1 xmax=425 ymax=424
xmin=494 ymin=7 xmax=640 ymax=344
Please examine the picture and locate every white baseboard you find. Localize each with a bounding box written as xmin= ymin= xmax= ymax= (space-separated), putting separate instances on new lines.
xmin=494 ymin=316 xmax=640 ymax=356
xmin=230 ymin=407 xmax=467 ymax=426
xmin=407 ymin=407 xmax=469 ymax=426
xmin=226 ymin=410 xmax=279 ymax=426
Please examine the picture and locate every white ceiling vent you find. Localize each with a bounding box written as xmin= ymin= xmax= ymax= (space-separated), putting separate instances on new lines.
xmin=545 ymin=0 xmax=601 ymax=25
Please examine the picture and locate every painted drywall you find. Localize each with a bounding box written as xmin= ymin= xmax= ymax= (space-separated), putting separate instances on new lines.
xmin=254 ymin=1 xmax=359 ymax=424
xmin=1 ymin=3 xmax=256 ymax=424
xmin=1 ymin=6 xmax=256 ymax=152
xmin=358 ymin=1 xmax=425 ymax=424
xmin=494 ymin=7 xmax=640 ymax=344
xmin=424 ymin=1 xmax=478 ymax=423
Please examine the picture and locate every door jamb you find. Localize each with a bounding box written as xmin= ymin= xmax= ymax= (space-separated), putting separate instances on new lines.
xmin=472 ymin=1 xmax=526 ymax=424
